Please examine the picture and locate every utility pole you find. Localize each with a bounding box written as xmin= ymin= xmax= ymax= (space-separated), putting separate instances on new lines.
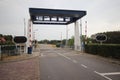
xmin=85 ymin=21 xmax=87 ymax=44
xmin=66 ymin=25 xmax=68 ymax=47
xmin=61 ymin=32 xmax=62 ymax=48
xmin=24 ymin=18 xmax=26 ymax=36
xmin=85 ymin=21 xmax=87 ymax=40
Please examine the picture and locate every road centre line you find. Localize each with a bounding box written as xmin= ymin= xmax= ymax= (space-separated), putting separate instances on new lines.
xmin=57 ymin=53 xmax=89 ymax=69
xmin=57 ymin=52 xmax=119 ymax=80
xmin=72 ymin=60 xmax=78 ymax=63
xmin=81 ymin=64 xmax=88 ymax=68
xmin=40 ymin=53 xmax=43 ymax=56
xmin=94 ymin=71 xmax=112 ymax=80
xmin=57 ymin=53 xmax=71 ymax=60
xmin=101 ymin=72 xmax=120 ymax=76
xmin=57 ymin=53 xmax=78 ymax=64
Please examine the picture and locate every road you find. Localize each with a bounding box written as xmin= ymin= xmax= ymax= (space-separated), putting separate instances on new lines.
xmin=39 ymin=44 xmax=120 ymax=80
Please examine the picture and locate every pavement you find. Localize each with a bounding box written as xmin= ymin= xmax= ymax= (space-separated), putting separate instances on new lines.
xmin=0 ymin=51 xmax=40 ymax=63
xmin=0 ymin=46 xmax=40 ymax=80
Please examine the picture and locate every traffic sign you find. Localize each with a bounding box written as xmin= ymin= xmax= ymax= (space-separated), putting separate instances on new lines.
xmin=14 ymin=36 xmax=27 ymax=43
xmin=96 ymin=34 xmax=107 ymax=42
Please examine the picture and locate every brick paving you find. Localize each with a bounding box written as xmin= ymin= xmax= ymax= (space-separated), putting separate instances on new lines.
xmin=0 ymin=57 xmax=40 ymax=80
xmin=1 ymin=52 xmax=40 ymax=62
xmin=0 ymin=45 xmax=40 ymax=80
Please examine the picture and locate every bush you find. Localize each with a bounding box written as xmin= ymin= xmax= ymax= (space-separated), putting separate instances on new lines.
xmin=56 ymin=43 xmax=61 ymax=47
xmin=85 ymin=44 xmax=120 ymax=59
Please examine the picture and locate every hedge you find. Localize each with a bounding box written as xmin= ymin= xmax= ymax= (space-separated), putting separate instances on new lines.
xmin=85 ymin=44 xmax=120 ymax=59
xmin=56 ymin=43 xmax=61 ymax=47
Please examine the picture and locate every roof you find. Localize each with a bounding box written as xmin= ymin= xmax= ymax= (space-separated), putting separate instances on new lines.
xmin=29 ymin=8 xmax=86 ymax=25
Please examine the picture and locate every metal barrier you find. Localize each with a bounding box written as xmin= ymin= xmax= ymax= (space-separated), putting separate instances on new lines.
xmin=0 ymin=45 xmax=19 ymax=60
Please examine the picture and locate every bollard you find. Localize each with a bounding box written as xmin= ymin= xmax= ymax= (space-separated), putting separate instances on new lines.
xmin=28 ymin=47 xmax=32 ymax=54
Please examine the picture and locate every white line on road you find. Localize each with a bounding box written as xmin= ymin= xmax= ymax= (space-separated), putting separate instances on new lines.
xmin=57 ymin=53 xmax=72 ymax=60
xmin=47 ymin=76 xmax=51 ymax=79
xmin=57 ymin=53 xmax=79 ymax=63
xmin=81 ymin=64 xmax=88 ymax=68
xmin=41 ymin=53 xmax=45 ymax=57
xmin=72 ymin=60 xmax=78 ymax=63
xmin=57 ymin=53 xmax=89 ymax=69
xmin=94 ymin=71 xmax=112 ymax=80
xmin=101 ymin=72 xmax=120 ymax=76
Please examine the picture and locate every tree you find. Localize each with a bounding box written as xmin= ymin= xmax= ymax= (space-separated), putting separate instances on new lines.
xmin=0 ymin=34 xmax=14 ymax=45
xmin=4 ymin=35 xmax=13 ymax=41
xmin=68 ymin=36 xmax=74 ymax=47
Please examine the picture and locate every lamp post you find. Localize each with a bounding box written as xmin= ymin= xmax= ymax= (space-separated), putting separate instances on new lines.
xmin=61 ymin=32 xmax=62 ymax=48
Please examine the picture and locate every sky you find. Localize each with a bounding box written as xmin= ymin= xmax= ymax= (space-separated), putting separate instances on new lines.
xmin=0 ymin=0 xmax=120 ymax=40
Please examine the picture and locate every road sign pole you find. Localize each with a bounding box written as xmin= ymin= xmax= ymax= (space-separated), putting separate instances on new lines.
xmin=100 ymin=41 xmax=103 ymax=45
xmin=66 ymin=25 xmax=68 ymax=47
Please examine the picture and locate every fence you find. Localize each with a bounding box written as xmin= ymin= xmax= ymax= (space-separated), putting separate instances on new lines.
xmin=0 ymin=45 xmax=22 ymax=60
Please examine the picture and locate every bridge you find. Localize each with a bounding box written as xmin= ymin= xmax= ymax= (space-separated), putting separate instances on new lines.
xmin=28 ymin=8 xmax=86 ymax=51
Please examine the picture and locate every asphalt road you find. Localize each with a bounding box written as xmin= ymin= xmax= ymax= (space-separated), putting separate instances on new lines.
xmin=39 ymin=44 xmax=120 ymax=80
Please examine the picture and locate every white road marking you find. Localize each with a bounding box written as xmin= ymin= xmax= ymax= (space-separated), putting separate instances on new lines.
xmin=41 ymin=53 xmax=45 ymax=57
xmin=94 ymin=71 xmax=112 ymax=80
xmin=57 ymin=53 xmax=79 ymax=64
xmin=57 ymin=53 xmax=71 ymax=60
xmin=73 ymin=60 xmax=78 ymax=63
xmin=81 ymin=64 xmax=88 ymax=68
xmin=57 ymin=53 xmax=89 ymax=70
xmin=101 ymin=72 xmax=120 ymax=76
xmin=48 ymin=76 xmax=51 ymax=79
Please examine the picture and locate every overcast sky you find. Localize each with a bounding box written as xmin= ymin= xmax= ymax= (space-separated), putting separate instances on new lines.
xmin=0 ymin=0 xmax=120 ymax=40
